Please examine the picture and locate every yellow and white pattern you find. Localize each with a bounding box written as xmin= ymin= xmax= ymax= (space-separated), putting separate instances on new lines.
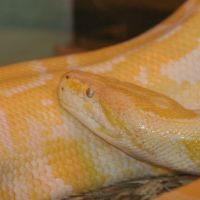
xmin=0 ymin=0 xmax=200 ymax=199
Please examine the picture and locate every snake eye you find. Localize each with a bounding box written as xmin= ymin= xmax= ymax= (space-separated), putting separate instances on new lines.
xmin=66 ymin=75 xmax=70 ymax=79
xmin=86 ymin=88 xmax=95 ymax=98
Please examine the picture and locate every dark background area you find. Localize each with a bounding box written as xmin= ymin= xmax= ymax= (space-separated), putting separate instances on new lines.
xmin=73 ymin=0 xmax=185 ymax=50
xmin=0 ymin=0 xmax=185 ymax=65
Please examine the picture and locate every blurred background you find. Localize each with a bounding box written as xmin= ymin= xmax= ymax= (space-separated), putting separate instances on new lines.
xmin=0 ymin=0 xmax=184 ymax=66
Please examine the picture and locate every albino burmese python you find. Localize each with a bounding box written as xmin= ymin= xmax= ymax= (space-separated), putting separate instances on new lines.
xmin=0 ymin=0 xmax=200 ymax=199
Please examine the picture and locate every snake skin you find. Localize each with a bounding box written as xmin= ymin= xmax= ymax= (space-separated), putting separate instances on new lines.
xmin=0 ymin=0 xmax=200 ymax=199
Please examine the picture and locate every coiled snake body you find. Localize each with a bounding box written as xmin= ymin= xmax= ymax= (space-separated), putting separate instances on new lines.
xmin=0 ymin=0 xmax=200 ymax=199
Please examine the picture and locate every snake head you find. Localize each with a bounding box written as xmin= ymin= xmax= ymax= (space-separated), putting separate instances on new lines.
xmin=59 ymin=70 xmax=197 ymax=133
xmin=58 ymin=70 xmax=200 ymax=173
xmin=58 ymin=70 xmax=137 ymax=144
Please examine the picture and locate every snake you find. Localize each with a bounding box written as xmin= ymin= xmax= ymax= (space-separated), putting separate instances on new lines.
xmin=0 ymin=0 xmax=200 ymax=199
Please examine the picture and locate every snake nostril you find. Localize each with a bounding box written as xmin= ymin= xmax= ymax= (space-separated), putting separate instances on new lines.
xmin=61 ymin=87 xmax=64 ymax=91
xmin=66 ymin=75 xmax=70 ymax=79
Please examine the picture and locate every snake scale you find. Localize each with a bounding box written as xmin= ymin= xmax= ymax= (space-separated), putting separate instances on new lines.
xmin=0 ymin=0 xmax=200 ymax=199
